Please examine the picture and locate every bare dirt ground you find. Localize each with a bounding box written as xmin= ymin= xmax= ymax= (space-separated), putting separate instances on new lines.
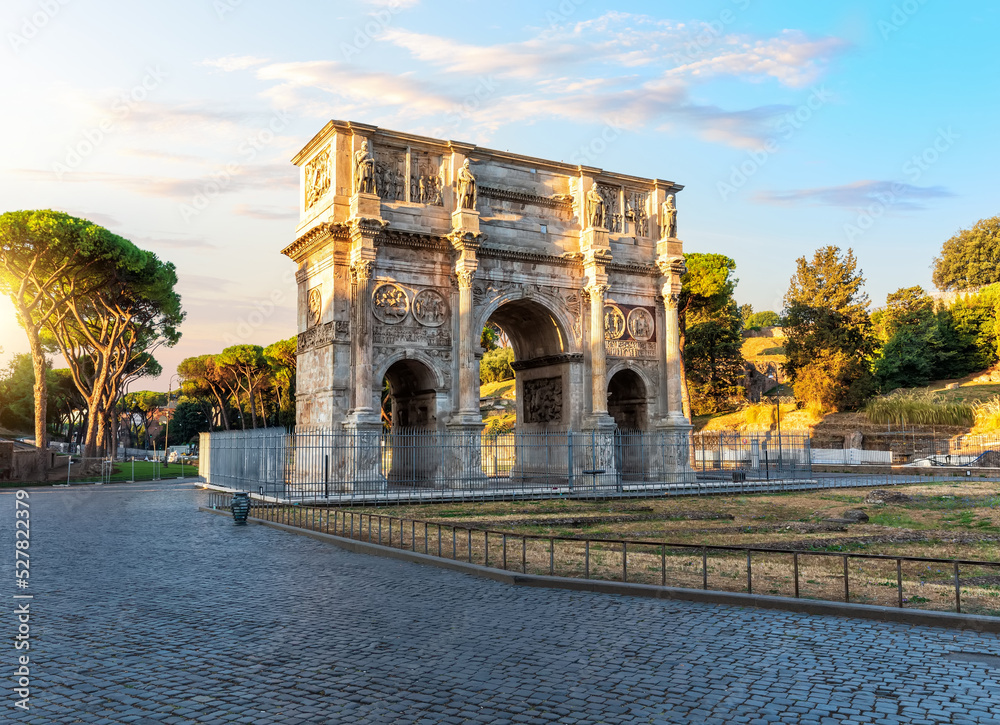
xmin=349 ymin=479 xmax=1000 ymax=614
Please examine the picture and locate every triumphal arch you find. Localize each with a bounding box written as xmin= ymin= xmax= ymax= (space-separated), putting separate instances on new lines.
xmin=282 ymin=121 xmax=690 ymax=488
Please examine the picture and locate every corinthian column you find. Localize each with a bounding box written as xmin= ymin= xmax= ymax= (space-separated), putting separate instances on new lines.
xmin=662 ymin=289 xmax=686 ymax=424
xmin=454 ymin=266 xmax=481 ymax=424
xmin=585 ymin=283 xmax=610 ymax=418
xmin=349 ymin=259 xmax=376 ymax=421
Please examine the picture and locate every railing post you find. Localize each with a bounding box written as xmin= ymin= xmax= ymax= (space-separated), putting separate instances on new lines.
xmin=622 ymin=542 xmax=627 ymax=583
xmin=468 ymin=529 xmax=472 ymax=563
xmin=702 ymin=549 xmax=707 ymax=590
xmin=746 ymin=550 xmax=752 ymax=594
xmin=411 ymin=521 xmax=416 ymax=552
xmin=549 ymin=538 xmax=554 ymax=576
xmin=843 ymin=555 xmax=850 ymax=603
xmin=954 ymin=561 xmax=961 ymax=613
xmin=522 ymin=536 xmax=527 ymax=574
xmin=485 ymin=531 xmax=489 ymax=567
xmin=585 ymin=540 xmax=590 ymax=579
xmin=438 ymin=524 xmax=442 ymax=558
xmin=793 ymin=552 xmax=799 ymax=598
xmin=453 ymin=527 xmax=457 ymax=560
xmin=502 ymin=534 xmax=508 ymax=570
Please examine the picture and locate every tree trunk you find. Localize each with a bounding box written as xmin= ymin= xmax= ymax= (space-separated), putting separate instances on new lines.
xmin=26 ymin=327 xmax=48 ymax=450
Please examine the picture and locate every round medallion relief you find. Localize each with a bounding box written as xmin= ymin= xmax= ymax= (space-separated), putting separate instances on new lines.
xmin=412 ymin=288 xmax=449 ymax=327
xmin=603 ymin=304 xmax=626 ymax=340
xmin=627 ymin=307 xmax=654 ymax=342
xmin=307 ymin=287 xmax=322 ymax=328
xmin=372 ymin=283 xmax=409 ymax=324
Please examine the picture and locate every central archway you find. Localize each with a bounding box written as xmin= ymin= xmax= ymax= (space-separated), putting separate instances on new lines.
xmin=482 ymin=297 xmax=580 ymax=483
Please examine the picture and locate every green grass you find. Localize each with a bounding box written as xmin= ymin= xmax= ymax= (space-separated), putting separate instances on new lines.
xmin=867 ymin=511 xmax=925 ymax=529
xmin=480 ymin=379 xmax=515 ymax=398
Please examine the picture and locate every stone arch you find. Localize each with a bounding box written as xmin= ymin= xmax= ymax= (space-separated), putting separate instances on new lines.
xmin=377 ymin=353 xmax=446 ymax=430
xmin=474 ymin=288 xmax=580 ymax=357
xmin=607 ymin=367 xmax=650 ymax=432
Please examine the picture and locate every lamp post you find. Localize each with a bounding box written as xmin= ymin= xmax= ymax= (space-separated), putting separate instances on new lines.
xmin=163 ymin=374 xmax=181 ymax=469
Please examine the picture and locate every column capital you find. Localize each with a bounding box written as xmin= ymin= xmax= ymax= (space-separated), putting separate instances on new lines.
xmin=583 ymin=282 xmax=609 ymax=301
xmin=455 ymin=268 xmax=477 ymax=290
xmin=350 ymin=259 xmax=375 ymax=285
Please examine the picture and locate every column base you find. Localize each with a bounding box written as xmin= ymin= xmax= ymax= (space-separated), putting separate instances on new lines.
xmin=654 ymin=419 xmax=694 ymax=475
xmin=446 ymin=420 xmax=487 ymax=488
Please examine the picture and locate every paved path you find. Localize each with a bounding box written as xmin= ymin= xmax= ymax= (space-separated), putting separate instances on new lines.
xmin=4 ymin=482 xmax=1000 ymax=724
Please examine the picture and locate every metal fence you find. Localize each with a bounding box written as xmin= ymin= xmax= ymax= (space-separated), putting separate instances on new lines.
xmin=205 ymin=491 xmax=1000 ymax=618
xmin=202 ymin=427 xmax=819 ymax=503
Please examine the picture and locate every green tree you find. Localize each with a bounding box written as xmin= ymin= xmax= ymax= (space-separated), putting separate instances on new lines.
xmin=167 ymin=400 xmax=209 ymax=446
xmin=264 ymin=337 xmax=297 ymax=427
xmin=0 ymin=210 xmax=126 ymax=448
xmin=684 ymin=301 xmax=746 ymax=414
xmin=121 ymin=391 xmax=166 ymax=448
xmin=932 ymin=215 xmax=1000 ymax=291
xmin=47 ymin=238 xmax=182 ymax=455
xmin=178 ymin=354 xmax=233 ymax=430
xmin=480 ymin=347 xmax=515 ymax=385
xmin=680 ymin=253 xmax=745 ymax=416
xmin=217 ymin=345 xmax=269 ymax=429
xmin=739 ymin=303 xmax=754 ymax=328
xmin=872 ymin=286 xmax=939 ymax=391
xmin=784 ymin=246 xmax=874 ymax=411
xmin=745 ymin=310 xmax=781 ymax=329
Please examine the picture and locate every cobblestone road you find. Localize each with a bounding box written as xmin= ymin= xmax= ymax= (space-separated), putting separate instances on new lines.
xmin=4 ymin=482 xmax=1000 ymax=724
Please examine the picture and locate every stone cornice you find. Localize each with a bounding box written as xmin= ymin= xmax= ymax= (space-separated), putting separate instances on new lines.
xmin=479 ymin=186 xmax=574 ymax=211
xmin=607 ymin=261 xmax=661 ymax=277
xmin=282 ymin=223 xmax=341 ymax=261
xmin=512 ymin=353 xmax=584 ymax=372
xmin=478 ymin=246 xmax=583 ymax=269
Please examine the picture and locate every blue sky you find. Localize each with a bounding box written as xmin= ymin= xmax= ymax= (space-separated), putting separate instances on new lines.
xmin=1 ymin=0 xmax=996 ymax=390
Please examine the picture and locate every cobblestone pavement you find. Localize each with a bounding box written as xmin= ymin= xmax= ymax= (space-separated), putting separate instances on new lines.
xmin=4 ymin=482 xmax=1000 ymax=724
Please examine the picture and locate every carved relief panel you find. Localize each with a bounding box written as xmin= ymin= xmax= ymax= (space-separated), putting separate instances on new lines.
xmin=523 ymin=377 xmax=563 ymax=424
xmin=375 ymin=146 xmax=407 ymax=202
xmin=596 ymin=183 xmax=622 ymax=233
xmin=412 ymin=289 xmax=449 ymax=327
xmin=307 ymin=286 xmax=323 ymax=328
xmin=304 ymin=147 xmax=331 ymax=209
xmin=411 ymin=150 xmax=444 ymax=206
xmin=605 ymin=303 xmax=657 ymax=358
xmin=625 ymin=190 xmax=650 ymax=237
xmin=372 ymin=283 xmax=409 ymax=324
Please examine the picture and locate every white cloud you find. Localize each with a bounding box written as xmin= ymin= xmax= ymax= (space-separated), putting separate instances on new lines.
xmin=201 ymin=55 xmax=270 ymax=72
xmin=755 ymin=180 xmax=955 ymax=209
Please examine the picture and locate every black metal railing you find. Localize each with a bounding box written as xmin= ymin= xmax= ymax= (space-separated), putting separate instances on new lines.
xmin=206 ymin=491 xmax=1000 ymax=618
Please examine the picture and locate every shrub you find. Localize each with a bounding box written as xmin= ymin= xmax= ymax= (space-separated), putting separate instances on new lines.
xmin=864 ymin=392 xmax=974 ymax=427
xmin=974 ymin=396 xmax=1000 ymax=432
